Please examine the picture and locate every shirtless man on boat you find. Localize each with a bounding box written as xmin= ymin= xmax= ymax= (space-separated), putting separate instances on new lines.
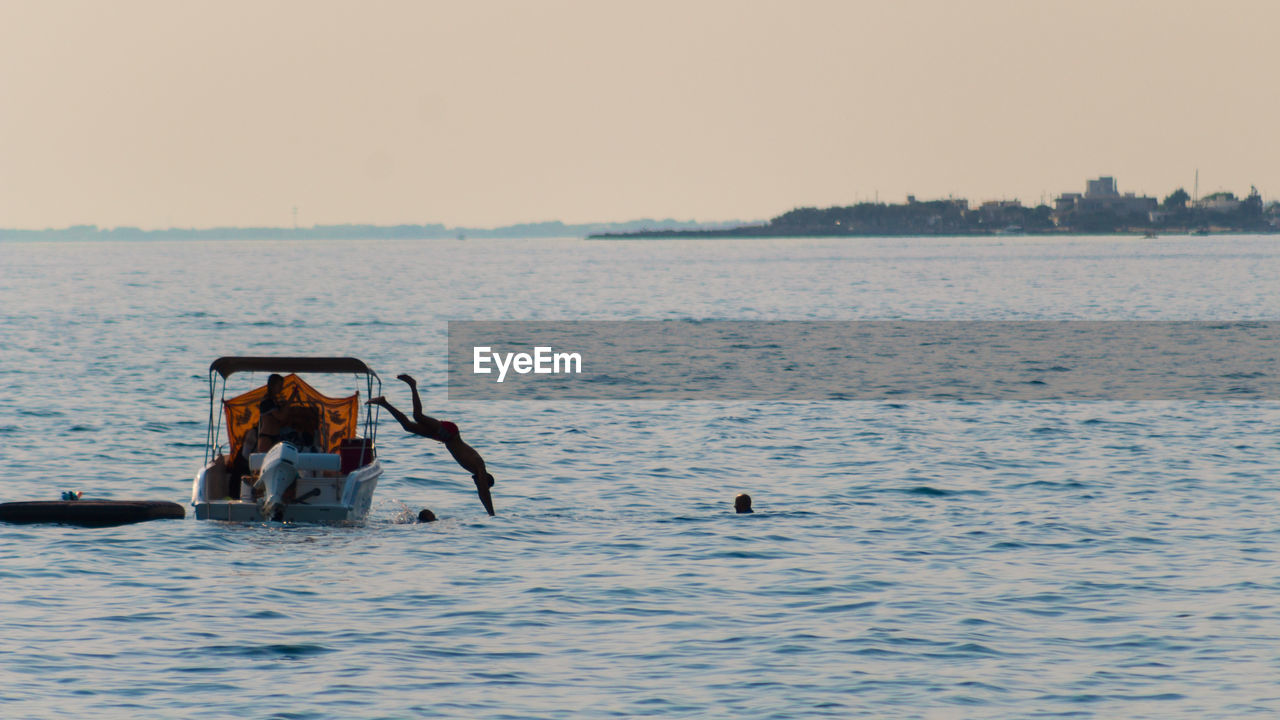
xmin=255 ymin=373 xmax=320 ymax=452
xmin=368 ymin=374 xmax=496 ymax=516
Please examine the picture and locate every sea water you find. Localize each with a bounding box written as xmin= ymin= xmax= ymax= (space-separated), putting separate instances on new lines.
xmin=1 ymin=234 xmax=1279 ymax=718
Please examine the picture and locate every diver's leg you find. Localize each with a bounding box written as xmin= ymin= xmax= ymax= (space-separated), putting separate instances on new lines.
xmin=397 ymin=374 xmax=429 ymax=424
xmin=367 ymin=397 xmax=422 ymax=436
xmin=396 ymin=375 xmax=447 ymax=435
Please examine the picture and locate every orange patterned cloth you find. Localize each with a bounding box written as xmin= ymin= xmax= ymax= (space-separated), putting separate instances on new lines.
xmin=224 ymin=373 xmax=359 ymax=459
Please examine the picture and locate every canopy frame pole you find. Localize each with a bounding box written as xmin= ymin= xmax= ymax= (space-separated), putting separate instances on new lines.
xmin=362 ymin=372 xmax=381 ymax=445
xmin=205 ymin=371 xmax=228 ymax=464
xmin=215 ymin=377 xmax=227 ymax=456
xmin=204 ymin=368 xmax=218 ymax=466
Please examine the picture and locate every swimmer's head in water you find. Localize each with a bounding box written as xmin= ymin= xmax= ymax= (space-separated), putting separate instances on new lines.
xmin=418 ymin=508 xmax=437 ymax=523
xmin=734 ymin=493 xmax=753 ymax=513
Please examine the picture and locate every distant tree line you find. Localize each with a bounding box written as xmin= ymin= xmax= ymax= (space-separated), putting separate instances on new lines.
xmin=592 ymin=189 xmax=1277 ymax=238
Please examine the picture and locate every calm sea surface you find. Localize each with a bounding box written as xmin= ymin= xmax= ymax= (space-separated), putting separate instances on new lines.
xmin=1 ymin=234 xmax=1279 ymax=718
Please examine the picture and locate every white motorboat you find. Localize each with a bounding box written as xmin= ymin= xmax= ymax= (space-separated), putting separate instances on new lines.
xmin=192 ymin=356 xmax=384 ymax=523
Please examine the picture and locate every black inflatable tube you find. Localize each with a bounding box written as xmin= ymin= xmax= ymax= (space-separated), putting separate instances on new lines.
xmin=0 ymin=501 xmax=185 ymax=527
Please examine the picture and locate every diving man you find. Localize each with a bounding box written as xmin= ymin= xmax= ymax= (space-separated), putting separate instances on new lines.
xmin=368 ymin=374 xmax=496 ymax=516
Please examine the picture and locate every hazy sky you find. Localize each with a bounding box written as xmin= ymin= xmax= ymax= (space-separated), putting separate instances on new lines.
xmin=2 ymin=0 xmax=1277 ymax=229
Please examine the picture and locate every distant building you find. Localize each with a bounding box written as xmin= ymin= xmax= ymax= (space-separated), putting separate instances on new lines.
xmin=974 ymin=199 xmax=1025 ymax=230
xmin=980 ymin=200 xmax=1022 ymax=210
xmin=978 ymin=199 xmax=1020 ymax=219
xmin=1054 ymin=193 xmax=1082 ymax=214
xmin=1195 ymin=192 xmax=1241 ymax=213
xmin=1085 ymin=176 xmax=1118 ymax=198
xmin=1054 ymin=176 xmax=1156 ymax=226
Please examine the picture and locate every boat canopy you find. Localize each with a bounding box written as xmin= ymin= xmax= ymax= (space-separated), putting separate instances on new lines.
xmin=203 ymin=357 xmax=382 ymax=463
xmin=210 ymin=356 xmax=376 ymax=379
xmin=223 ymin=373 xmax=360 ymax=460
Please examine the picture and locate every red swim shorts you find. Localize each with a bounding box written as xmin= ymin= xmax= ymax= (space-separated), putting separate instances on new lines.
xmin=435 ymin=420 xmax=459 ymax=442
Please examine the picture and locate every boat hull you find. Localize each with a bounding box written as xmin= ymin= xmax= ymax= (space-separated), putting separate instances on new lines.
xmin=192 ymin=460 xmax=382 ymax=524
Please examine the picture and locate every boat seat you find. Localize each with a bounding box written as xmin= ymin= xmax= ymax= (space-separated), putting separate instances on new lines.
xmin=203 ymin=456 xmax=233 ymax=499
xmin=248 ymin=452 xmax=342 ymax=472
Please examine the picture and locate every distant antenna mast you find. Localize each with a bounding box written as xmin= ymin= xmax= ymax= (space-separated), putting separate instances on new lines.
xmin=292 ymin=205 xmax=299 ymax=229
xmin=1193 ymin=170 xmax=1199 ymax=203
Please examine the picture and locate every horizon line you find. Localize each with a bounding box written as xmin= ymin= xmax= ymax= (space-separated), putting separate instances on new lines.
xmin=6 ymin=181 xmax=1274 ymax=234
xmin=0 ymin=218 xmax=760 ymax=234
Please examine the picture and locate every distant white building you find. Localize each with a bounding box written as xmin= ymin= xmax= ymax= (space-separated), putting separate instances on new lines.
xmin=1195 ymin=192 xmax=1241 ymax=213
xmin=1054 ymin=176 xmax=1155 ymax=222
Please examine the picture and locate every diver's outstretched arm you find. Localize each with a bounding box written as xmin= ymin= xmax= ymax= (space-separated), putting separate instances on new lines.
xmin=471 ymin=474 xmax=496 ymax=517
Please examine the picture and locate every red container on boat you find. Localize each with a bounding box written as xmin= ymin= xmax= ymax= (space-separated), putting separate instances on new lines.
xmin=339 ymin=438 xmax=376 ymax=473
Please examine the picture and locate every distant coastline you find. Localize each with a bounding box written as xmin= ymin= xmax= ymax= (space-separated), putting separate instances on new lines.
xmin=0 ymin=218 xmax=750 ymax=242
xmin=588 ymin=225 xmax=1279 ymax=240
xmin=592 ymin=176 xmax=1280 ymax=239
xmin=9 ymin=175 xmax=1280 ymax=242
